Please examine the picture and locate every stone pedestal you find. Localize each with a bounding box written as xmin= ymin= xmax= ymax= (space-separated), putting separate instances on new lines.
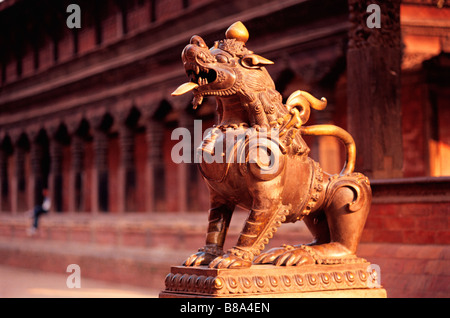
xmin=159 ymin=263 xmax=387 ymax=298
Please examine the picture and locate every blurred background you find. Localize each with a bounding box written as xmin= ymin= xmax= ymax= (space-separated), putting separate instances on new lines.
xmin=0 ymin=0 xmax=448 ymax=298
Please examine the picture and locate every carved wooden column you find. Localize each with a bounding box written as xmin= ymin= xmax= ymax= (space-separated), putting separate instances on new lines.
xmin=145 ymin=117 xmax=165 ymax=212
xmin=6 ymin=136 xmax=19 ymax=215
xmin=27 ymin=133 xmax=37 ymax=210
xmin=118 ymin=124 xmax=136 ymax=213
xmin=0 ymin=140 xmax=13 ymax=213
xmin=177 ymin=111 xmax=199 ymax=212
xmin=29 ymin=133 xmax=45 ymax=208
xmin=347 ymin=0 xmax=403 ymax=178
xmin=0 ymin=148 xmax=5 ymax=212
xmin=70 ymin=135 xmax=85 ymax=212
xmin=49 ymin=137 xmax=63 ymax=212
xmin=92 ymin=128 xmax=109 ymax=213
xmin=28 ymin=129 xmax=53 ymax=206
xmin=14 ymin=143 xmax=27 ymax=212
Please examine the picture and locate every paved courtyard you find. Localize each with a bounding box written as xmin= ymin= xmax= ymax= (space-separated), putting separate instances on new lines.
xmin=0 ymin=264 xmax=159 ymax=298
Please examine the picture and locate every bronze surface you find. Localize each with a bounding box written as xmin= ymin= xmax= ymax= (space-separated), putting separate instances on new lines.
xmin=172 ymin=21 xmax=372 ymax=270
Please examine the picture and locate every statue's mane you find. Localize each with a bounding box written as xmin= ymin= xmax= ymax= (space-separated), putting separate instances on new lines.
xmin=244 ymin=84 xmax=309 ymax=156
xmin=238 ymin=67 xmax=290 ymax=129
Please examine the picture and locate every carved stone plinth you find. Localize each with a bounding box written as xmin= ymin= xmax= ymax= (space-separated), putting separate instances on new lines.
xmin=159 ymin=263 xmax=387 ymax=298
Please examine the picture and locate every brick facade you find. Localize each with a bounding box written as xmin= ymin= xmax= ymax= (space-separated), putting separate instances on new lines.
xmin=0 ymin=0 xmax=449 ymax=297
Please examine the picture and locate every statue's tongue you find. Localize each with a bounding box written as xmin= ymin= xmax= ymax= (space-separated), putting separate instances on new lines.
xmin=171 ymin=82 xmax=203 ymax=109
xmin=171 ymin=82 xmax=199 ymax=96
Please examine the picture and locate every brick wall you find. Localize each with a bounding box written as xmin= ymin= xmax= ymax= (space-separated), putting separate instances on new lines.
xmin=21 ymin=46 xmax=35 ymax=78
xmin=127 ymin=1 xmax=151 ymax=34
xmin=5 ymin=57 xmax=17 ymax=83
xmin=363 ymin=202 xmax=449 ymax=245
xmin=102 ymin=8 xmax=121 ymax=45
xmin=363 ymin=178 xmax=450 ymax=245
xmin=0 ymin=213 xmax=447 ymax=297
xmin=78 ymin=25 xmax=97 ymax=55
xmin=191 ymin=0 xmax=213 ymax=6
xmin=58 ymin=29 xmax=75 ymax=63
xmin=39 ymin=38 xmax=54 ymax=71
xmin=358 ymin=243 xmax=449 ymax=298
xmin=156 ymin=0 xmax=183 ymax=22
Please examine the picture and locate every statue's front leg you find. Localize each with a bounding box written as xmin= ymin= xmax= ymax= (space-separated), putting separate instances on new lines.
xmin=184 ymin=195 xmax=234 ymax=267
xmin=209 ymin=198 xmax=288 ymax=269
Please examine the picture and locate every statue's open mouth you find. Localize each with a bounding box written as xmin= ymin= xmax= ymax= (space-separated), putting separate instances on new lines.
xmin=171 ymin=63 xmax=219 ymax=109
xmin=186 ymin=63 xmax=217 ymax=87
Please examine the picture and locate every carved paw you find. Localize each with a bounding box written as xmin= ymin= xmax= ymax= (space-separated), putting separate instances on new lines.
xmin=253 ymin=245 xmax=296 ymax=264
xmin=208 ymin=254 xmax=252 ymax=269
xmin=183 ymin=251 xmax=218 ymax=267
xmin=274 ymin=246 xmax=316 ymax=266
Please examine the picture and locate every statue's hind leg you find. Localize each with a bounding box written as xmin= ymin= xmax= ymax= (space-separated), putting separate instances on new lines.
xmin=270 ymin=173 xmax=371 ymax=265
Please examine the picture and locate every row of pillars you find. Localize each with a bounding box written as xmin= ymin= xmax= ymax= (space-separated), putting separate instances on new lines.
xmin=0 ymin=109 xmax=200 ymax=214
xmin=1 ymin=0 xmax=404 ymax=215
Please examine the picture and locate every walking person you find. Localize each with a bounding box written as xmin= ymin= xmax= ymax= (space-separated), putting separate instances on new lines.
xmin=27 ymin=189 xmax=51 ymax=236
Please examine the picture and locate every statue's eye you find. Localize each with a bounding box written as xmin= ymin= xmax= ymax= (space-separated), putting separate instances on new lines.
xmin=215 ymin=54 xmax=229 ymax=63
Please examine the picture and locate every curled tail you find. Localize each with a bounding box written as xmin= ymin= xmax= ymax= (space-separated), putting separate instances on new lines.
xmin=285 ymin=90 xmax=327 ymax=125
xmin=300 ymin=125 xmax=356 ymax=176
xmin=284 ymin=90 xmax=356 ymax=176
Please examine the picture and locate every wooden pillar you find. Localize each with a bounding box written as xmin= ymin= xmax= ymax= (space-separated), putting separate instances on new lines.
xmin=70 ymin=135 xmax=84 ymax=212
xmin=0 ymin=149 xmax=5 ymax=212
xmin=0 ymin=145 xmax=13 ymax=213
xmin=145 ymin=118 xmax=165 ymax=212
xmin=29 ymin=137 xmax=43 ymax=208
xmin=0 ymin=137 xmax=13 ymax=213
xmin=15 ymin=145 xmax=27 ymax=212
xmin=27 ymin=137 xmax=36 ymax=211
xmin=347 ymin=0 xmax=403 ymax=179
xmin=92 ymin=129 xmax=109 ymax=213
xmin=177 ymin=111 xmax=199 ymax=212
xmin=9 ymin=148 xmax=18 ymax=215
xmin=49 ymin=138 xmax=63 ymax=212
xmin=48 ymin=126 xmax=70 ymax=214
xmin=118 ymin=124 xmax=135 ymax=213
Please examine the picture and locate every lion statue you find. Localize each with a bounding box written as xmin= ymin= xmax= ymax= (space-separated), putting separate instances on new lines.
xmin=172 ymin=21 xmax=371 ymax=269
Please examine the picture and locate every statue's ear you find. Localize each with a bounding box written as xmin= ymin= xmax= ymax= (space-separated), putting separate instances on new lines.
xmin=241 ymin=54 xmax=274 ymax=68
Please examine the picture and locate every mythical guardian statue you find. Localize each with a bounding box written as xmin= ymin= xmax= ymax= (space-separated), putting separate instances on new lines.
xmin=172 ymin=21 xmax=371 ymax=269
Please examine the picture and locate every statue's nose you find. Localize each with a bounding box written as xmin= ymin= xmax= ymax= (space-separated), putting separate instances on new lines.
xmin=190 ymin=35 xmax=207 ymax=48
xmin=182 ymin=44 xmax=196 ymax=61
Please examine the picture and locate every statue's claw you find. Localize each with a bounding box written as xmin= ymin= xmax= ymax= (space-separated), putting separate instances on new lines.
xmin=274 ymin=247 xmax=315 ymax=266
xmin=254 ymin=245 xmax=294 ymax=264
xmin=183 ymin=251 xmax=217 ymax=267
xmin=208 ymin=254 xmax=252 ymax=269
